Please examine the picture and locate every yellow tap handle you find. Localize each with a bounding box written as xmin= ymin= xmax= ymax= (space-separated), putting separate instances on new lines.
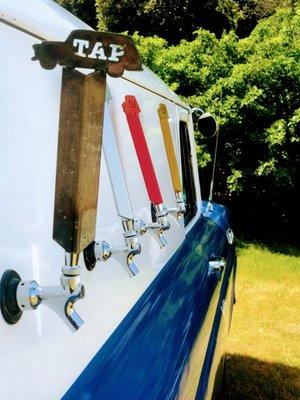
xmin=158 ymin=103 xmax=182 ymax=193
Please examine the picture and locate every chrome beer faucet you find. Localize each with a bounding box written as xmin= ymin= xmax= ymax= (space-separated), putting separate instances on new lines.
xmin=84 ymin=218 xmax=142 ymax=277
xmin=141 ymin=204 xmax=171 ymax=248
xmin=165 ymin=192 xmax=186 ymax=227
xmin=0 ymin=253 xmax=84 ymax=331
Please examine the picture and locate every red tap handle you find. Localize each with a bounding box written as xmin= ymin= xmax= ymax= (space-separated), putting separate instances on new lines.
xmin=122 ymin=95 xmax=163 ymax=205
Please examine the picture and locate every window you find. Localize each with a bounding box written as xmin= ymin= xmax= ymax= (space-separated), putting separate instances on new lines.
xmin=180 ymin=121 xmax=197 ymax=225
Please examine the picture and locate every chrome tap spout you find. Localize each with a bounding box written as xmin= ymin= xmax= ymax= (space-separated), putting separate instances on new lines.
xmin=16 ymin=281 xmax=84 ymax=332
xmin=0 ymin=254 xmax=85 ymax=331
xmin=84 ymin=219 xmax=141 ymax=277
xmin=145 ymin=204 xmax=170 ymax=248
xmin=14 ymin=261 xmax=85 ymax=332
xmin=166 ymin=192 xmax=186 ymax=227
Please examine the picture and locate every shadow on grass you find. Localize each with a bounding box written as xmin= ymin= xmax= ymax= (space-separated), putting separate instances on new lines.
xmin=221 ymin=354 xmax=300 ymax=400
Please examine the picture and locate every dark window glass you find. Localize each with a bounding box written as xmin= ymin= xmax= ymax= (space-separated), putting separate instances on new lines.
xmin=180 ymin=121 xmax=197 ymax=225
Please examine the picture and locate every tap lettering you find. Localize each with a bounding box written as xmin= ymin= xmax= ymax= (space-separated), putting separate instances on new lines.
xmin=73 ymin=39 xmax=125 ymax=62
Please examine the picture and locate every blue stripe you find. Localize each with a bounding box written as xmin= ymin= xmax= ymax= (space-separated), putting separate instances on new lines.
xmin=63 ymin=204 xmax=235 ymax=400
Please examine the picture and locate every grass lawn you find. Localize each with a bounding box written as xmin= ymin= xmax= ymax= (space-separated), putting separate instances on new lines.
xmin=221 ymin=243 xmax=300 ymax=400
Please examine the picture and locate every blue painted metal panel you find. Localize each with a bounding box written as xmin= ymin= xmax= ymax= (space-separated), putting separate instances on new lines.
xmin=202 ymin=201 xmax=232 ymax=234
xmin=63 ymin=204 xmax=235 ymax=400
xmin=195 ymin=246 xmax=237 ymax=399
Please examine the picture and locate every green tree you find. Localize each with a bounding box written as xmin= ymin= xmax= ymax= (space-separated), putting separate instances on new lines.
xmin=217 ymin=0 xmax=244 ymax=30
xmin=55 ymin=0 xmax=97 ymax=28
xmin=134 ymin=7 xmax=300 ymax=242
xmin=96 ymin=0 xmax=230 ymax=43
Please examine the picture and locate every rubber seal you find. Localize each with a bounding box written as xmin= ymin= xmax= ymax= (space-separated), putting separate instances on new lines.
xmin=83 ymin=241 xmax=97 ymax=271
xmin=151 ymin=202 xmax=157 ymax=223
xmin=0 ymin=269 xmax=22 ymax=324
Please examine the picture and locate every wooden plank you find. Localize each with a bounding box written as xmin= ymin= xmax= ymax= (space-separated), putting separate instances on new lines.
xmin=53 ymin=68 xmax=106 ymax=254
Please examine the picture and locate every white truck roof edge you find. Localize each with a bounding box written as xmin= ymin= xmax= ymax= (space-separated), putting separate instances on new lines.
xmin=0 ymin=0 xmax=91 ymax=41
xmin=0 ymin=0 xmax=189 ymax=108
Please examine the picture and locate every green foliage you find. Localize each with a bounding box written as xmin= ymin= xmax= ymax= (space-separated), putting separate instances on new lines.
xmin=218 ymin=0 xmax=296 ymax=37
xmin=96 ymin=0 xmax=229 ymax=43
xmin=133 ymin=30 xmax=240 ymax=95
xmin=217 ymin=0 xmax=244 ymax=30
xmin=55 ymin=0 xmax=297 ymax=42
xmin=55 ymin=0 xmax=296 ymax=41
xmin=55 ymin=0 xmax=97 ymax=28
xmin=134 ymin=7 xmax=300 ymax=241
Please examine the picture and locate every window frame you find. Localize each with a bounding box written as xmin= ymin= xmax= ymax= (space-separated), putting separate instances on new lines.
xmin=179 ymin=120 xmax=198 ymax=226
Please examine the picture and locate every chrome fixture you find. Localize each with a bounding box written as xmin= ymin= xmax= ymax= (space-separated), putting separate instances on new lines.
xmin=191 ymin=107 xmax=219 ymax=210
xmin=165 ymin=192 xmax=186 ymax=227
xmin=0 ymin=253 xmax=84 ymax=331
xmin=226 ymin=228 xmax=234 ymax=245
xmin=143 ymin=204 xmax=170 ymax=248
xmin=208 ymin=257 xmax=226 ymax=281
xmin=84 ymin=218 xmax=141 ymax=277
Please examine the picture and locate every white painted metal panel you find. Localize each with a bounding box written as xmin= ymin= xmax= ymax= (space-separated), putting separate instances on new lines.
xmin=0 ymin=17 xmax=195 ymax=399
xmin=0 ymin=0 xmax=91 ymax=40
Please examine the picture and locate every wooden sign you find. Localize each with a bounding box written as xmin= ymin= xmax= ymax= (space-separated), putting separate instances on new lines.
xmin=32 ymin=30 xmax=142 ymax=76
